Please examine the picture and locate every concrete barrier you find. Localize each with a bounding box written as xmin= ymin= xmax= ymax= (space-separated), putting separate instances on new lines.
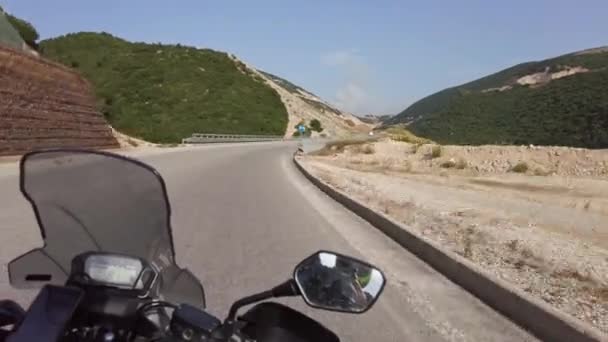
xmin=293 ymin=156 xmax=606 ymax=342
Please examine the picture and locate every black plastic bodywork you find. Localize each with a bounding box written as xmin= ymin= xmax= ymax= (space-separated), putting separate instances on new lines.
xmin=240 ymin=302 xmax=339 ymax=342
xmin=6 ymin=285 xmax=82 ymax=342
xmin=171 ymin=304 xmax=221 ymax=340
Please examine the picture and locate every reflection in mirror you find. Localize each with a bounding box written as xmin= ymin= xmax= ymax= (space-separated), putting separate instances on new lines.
xmin=294 ymin=251 xmax=385 ymax=313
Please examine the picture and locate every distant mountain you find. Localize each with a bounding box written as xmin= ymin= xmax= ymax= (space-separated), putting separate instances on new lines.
xmin=359 ymin=114 xmax=392 ymax=125
xmin=256 ymin=70 xmax=369 ymax=137
xmin=387 ymin=47 xmax=608 ymax=148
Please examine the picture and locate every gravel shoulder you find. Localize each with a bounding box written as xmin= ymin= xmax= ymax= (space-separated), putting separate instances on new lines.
xmin=301 ymin=140 xmax=608 ymax=334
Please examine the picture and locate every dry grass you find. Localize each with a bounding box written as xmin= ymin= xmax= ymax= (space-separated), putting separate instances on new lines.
xmin=507 ymin=239 xmax=519 ymax=251
xmin=463 ymin=226 xmax=475 ymax=259
xmin=534 ymin=167 xmax=553 ymax=176
xmin=361 ymin=144 xmax=375 ymax=154
xmin=348 ymin=143 xmax=375 ymax=155
xmin=410 ymin=143 xmax=423 ymax=154
xmin=584 ymin=201 xmax=591 ymax=210
xmin=552 ymin=269 xmax=594 ymax=283
xmin=591 ymin=287 xmax=608 ymax=301
xmin=384 ymin=126 xmax=433 ymax=144
xmin=402 ymin=160 xmax=413 ymax=173
xmin=126 ymin=138 xmax=139 ymax=147
xmin=160 ymin=143 xmax=179 ymax=148
xmin=311 ymin=139 xmax=373 ymax=156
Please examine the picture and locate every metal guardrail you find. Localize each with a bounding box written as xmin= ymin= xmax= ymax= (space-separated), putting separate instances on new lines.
xmin=182 ymin=133 xmax=285 ymax=144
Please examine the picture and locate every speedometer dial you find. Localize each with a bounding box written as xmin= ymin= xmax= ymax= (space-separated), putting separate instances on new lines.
xmin=85 ymin=254 xmax=143 ymax=288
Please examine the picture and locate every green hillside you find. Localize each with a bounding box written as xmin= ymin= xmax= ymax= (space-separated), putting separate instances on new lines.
xmin=387 ymin=48 xmax=608 ymax=148
xmin=39 ymin=32 xmax=288 ymax=143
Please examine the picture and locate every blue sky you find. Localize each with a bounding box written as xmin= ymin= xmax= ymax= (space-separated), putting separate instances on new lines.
xmin=3 ymin=0 xmax=608 ymax=115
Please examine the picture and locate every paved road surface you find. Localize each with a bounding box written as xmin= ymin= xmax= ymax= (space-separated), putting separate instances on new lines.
xmin=0 ymin=142 xmax=537 ymax=341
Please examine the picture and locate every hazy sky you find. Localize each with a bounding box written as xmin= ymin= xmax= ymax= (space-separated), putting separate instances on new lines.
xmin=3 ymin=0 xmax=608 ymax=115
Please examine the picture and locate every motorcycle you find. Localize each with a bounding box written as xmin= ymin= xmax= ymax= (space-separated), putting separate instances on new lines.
xmin=0 ymin=149 xmax=386 ymax=341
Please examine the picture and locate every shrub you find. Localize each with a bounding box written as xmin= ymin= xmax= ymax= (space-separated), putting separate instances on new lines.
xmin=362 ymin=144 xmax=375 ymax=154
xmin=510 ymin=162 xmax=529 ymax=173
xmin=411 ymin=143 xmax=423 ymax=154
xmin=431 ymin=145 xmax=442 ymax=158
xmin=6 ymin=13 xmax=39 ymax=47
xmin=309 ymin=119 xmax=323 ymax=132
xmin=533 ymin=167 xmax=552 ymax=176
xmin=351 ymin=144 xmax=375 ymax=155
xmin=440 ymin=160 xmax=456 ymax=168
xmin=456 ymin=158 xmax=467 ymax=169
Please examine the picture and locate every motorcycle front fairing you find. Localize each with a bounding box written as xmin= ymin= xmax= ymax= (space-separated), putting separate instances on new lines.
xmin=8 ymin=150 xmax=205 ymax=308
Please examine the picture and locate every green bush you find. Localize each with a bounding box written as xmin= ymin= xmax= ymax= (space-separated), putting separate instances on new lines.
xmin=455 ymin=158 xmax=467 ymax=169
xmin=510 ymin=162 xmax=529 ymax=173
xmin=440 ymin=160 xmax=456 ymax=168
xmin=310 ymin=119 xmax=323 ymax=132
xmin=431 ymin=145 xmax=442 ymax=158
xmin=39 ymin=32 xmax=288 ymax=143
xmin=5 ymin=13 xmax=38 ymax=47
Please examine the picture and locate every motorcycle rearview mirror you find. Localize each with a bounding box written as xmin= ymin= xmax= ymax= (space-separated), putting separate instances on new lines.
xmin=293 ymin=251 xmax=386 ymax=314
xmin=224 ymin=251 xmax=385 ymax=323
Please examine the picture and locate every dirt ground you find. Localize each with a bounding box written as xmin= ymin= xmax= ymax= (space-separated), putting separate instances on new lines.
xmin=300 ymin=139 xmax=608 ymax=334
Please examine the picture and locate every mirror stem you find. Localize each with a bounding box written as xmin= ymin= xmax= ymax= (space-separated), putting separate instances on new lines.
xmin=271 ymin=279 xmax=300 ymax=297
xmin=225 ymin=280 xmax=299 ymax=322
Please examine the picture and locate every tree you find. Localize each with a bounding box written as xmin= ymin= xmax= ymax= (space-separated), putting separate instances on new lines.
xmin=6 ymin=13 xmax=39 ymax=48
xmin=309 ymin=119 xmax=323 ymax=132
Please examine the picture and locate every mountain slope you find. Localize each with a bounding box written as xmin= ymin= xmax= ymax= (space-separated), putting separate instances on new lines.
xmin=39 ymin=32 xmax=289 ymax=143
xmin=387 ymin=47 xmax=608 ymax=148
xmin=256 ymin=70 xmax=370 ymax=137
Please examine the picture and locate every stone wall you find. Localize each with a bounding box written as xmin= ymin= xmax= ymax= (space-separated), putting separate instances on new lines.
xmin=0 ymin=46 xmax=118 ymax=156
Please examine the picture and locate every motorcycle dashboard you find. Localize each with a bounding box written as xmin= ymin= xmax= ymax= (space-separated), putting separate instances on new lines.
xmin=72 ymin=253 xmax=156 ymax=291
xmin=85 ymin=254 xmax=143 ymax=288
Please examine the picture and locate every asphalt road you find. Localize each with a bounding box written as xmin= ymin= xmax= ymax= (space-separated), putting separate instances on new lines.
xmin=0 ymin=142 xmax=538 ymax=341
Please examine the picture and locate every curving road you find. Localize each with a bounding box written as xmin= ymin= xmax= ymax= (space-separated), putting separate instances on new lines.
xmin=0 ymin=142 xmax=537 ymax=341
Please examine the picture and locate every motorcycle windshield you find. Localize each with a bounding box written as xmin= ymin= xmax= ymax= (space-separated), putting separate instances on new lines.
xmin=8 ymin=150 xmax=205 ymax=308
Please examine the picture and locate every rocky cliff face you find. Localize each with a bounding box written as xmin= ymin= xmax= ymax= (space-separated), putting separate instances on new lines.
xmin=0 ymin=46 xmax=118 ymax=156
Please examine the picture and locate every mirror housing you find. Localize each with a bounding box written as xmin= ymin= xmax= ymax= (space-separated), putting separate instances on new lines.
xmin=293 ymin=251 xmax=386 ymax=313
